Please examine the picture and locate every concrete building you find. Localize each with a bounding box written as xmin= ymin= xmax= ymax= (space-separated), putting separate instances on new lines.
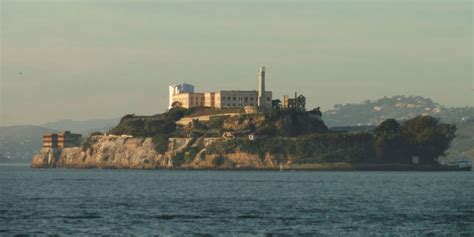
xmin=216 ymin=90 xmax=272 ymax=108
xmin=169 ymin=83 xmax=195 ymax=109
xmin=171 ymin=92 xmax=205 ymax=108
xmin=43 ymin=131 xmax=82 ymax=149
xmin=169 ymin=67 xmax=272 ymax=109
xmin=283 ymin=92 xmax=306 ymax=110
xmin=171 ymin=90 xmax=272 ymax=109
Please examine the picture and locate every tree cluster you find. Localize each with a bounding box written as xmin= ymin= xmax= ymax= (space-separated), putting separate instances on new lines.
xmin=374 ymin=116 xmax=456 ymax=164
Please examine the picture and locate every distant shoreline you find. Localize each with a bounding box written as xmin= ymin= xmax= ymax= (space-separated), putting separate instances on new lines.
xmin=0 ymin=163 xmax=30 ymax=166
xmin=29 ymin=163 xmax=472 ymax=172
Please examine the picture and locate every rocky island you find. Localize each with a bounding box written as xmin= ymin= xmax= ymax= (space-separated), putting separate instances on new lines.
xmin=31 ymin=106 xmax=468 ymax=171
xmin=31 ymin=67 xmax=470 ymax=171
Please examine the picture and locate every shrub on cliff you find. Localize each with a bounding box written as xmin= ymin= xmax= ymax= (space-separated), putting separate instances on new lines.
xmin=208 ymin=117 xmax=225 ymax=130
xmin=293 ymin=133 xmax=375 ymax=164
xmin=256 ymin=125 xmax=280 ymax=136
xmin=152 ymin=134 xmax=169 ymax=154
xmin=184 ymin=147 xmax=199 ymax=162
xmin=265 ymin=109 xmax=328 ymax=137
xmin=212 ymin=155 xmax=225 ymax=166
xmin=206 ymin=133 xmax=375 ymax=164
xmin=165 ymin=107 xmax=188 ymax=121
xmin=109 ymin=117 xmax=176 ymax=137
xmin=172 ymin=152 xmax=186 ymax=166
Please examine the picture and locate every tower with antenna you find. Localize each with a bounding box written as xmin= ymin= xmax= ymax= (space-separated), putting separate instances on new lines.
xmin=258 ymin=66 xmax=266 ymax=108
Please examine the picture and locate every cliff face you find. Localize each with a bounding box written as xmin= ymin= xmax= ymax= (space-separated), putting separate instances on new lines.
xmin=32 ymin=136 xmax=165 ymax=169
xmin=31 ymin=109 xmax=331 ymax=169
xmin=31 ymin=136 xmax=282 ymax=169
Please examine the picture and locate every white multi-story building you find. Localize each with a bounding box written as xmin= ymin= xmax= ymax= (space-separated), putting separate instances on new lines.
xmin=169 ymin=67 xmax=272 ymax=109
xmin=168 ymin=83 xmax=195 ymax=109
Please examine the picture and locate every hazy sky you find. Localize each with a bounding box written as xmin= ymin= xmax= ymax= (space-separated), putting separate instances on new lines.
xmin=1 ymin=0 xmax=473 ymax=126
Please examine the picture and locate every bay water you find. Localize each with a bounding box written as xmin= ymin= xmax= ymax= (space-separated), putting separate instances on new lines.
xmin=1 ymin=165 xmax=473 ymax=235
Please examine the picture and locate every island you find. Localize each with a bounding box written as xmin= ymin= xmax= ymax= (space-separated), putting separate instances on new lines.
xmin=31 ymin=106 xmax=469 ymax=171
xmin=31 ymin=67 xmax=470 ymax=171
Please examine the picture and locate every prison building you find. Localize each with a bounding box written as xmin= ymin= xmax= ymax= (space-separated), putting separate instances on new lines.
xmin=171 ymin=90 xmax=272 ymax=109
xmin=169 ymin=66 xmax=272 ymax=109
xmin=43 ymin=131 xmax=82 ymax=149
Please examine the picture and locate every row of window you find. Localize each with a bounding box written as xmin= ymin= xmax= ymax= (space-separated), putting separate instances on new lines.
xmin=190 ymin=97 xmax=204 ymax=101
xmin=190 ymin=101 xmax=205 ymax=106
xmin=222 ymin=97 xmax=271 ymax=101
xmin=221 ymin=103 xmax=256 ymax=107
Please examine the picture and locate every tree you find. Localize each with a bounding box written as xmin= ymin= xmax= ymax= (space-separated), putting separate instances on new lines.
xmin=401 ymin=116 xmax=456 ymax=164
xmin=374 ymin=119 xmax=410 ymax=163
xmin=152 ymin=134 xmax=169 ymax=154
xmin=272 ymin=99 xmax=282 ymax=110
xmin=171 ymin=101 xmax=182 ymax=108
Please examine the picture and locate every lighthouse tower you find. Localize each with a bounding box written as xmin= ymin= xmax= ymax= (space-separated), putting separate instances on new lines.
xmin=257 ymin=66 xmax=266 ymax=108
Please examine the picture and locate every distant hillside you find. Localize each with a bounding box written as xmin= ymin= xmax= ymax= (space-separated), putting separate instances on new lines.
xmin=0 ymin=118 xmax=119 ymax=163
xmin=0 ymin=126 xmax=58 ymax=163
xmin=444 ymin=119 xmax=474 ymax=163
xmin=41 ymin=118 xmax=120 ymax=134
xmin=324 ymin=95 xmax=473 ymax=127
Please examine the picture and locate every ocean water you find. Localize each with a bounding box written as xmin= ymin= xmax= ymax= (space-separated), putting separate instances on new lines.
xmin=1 ymin=165 xmax=473 ymax=236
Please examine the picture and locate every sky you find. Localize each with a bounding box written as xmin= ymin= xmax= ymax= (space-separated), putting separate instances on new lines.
xmin=1 ymin=0 xmax=473 ymax=126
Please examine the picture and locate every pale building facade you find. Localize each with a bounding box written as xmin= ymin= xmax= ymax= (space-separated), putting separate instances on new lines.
xmin=169 ymin=83 xmax=195 ymax=109
xmin=171 ymin=90 xmax=272 ymax=109
xmin=43 ymin=131 xmax=82 ymax=149
xmin=169 ymin=67 xmax=272 ymax=109
xmin=216 ymin=90 xmax=272 ymax=108
xmin=171 ymin=92 xmax=205 ymax=108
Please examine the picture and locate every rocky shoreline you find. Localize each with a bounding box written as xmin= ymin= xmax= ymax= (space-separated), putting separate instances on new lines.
xmin=31 ymin=136 xmax=470 ymax=171
xmin=32 ymin=136 xmax=277 ymax=170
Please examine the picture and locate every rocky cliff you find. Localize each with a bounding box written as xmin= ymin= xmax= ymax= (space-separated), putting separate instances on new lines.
xmin=31 ymin=135 xmax=284 ymax=169
xmin=32 ymin=136 xmax=164 ymax=169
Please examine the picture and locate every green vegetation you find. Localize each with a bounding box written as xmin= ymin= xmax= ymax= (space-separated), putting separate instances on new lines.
xmin=172 ymin=152 xmax=186 ymax=166
xmin=207 ymin=116 xmax=225 ymax=130
xmin=109 ymin=118 xmax=176 ymax=137
xmin=374 ymin=116 xmax=456 ymax=164
xmin=204 ymin=115 xmax=456 ymax=165
xmin=152 ymin=134 xmax=169 ymax=154
xmin=184 ymin=147 xmax=199 ymax=162
xmin=206 ymin=133 xmax=375 ymax=164
xmin=264 ymin=108 xmax=328 ymax=136
xmin=212 ymin=155 xmax=225 ymax=166
xmin=110 ymin=108 xmax=192 ymax=150
xmin=108 ymin=106 xmax=456 ymax=166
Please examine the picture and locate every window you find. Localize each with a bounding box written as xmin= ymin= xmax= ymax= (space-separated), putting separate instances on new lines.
xmin=228 ymin=97 xmax=231 ymax=100
xmin=267 ymin=97 xmax=270 ymax=101
xmin=250 ymin=97 xmax=254 ymax=101
xmin=233 ymin=97 xmax=236 ymax=101
xmin=245 ymin=97 xmax=248 ymax=101
xmin=222 ymin=97 xmax=225 ymax=101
